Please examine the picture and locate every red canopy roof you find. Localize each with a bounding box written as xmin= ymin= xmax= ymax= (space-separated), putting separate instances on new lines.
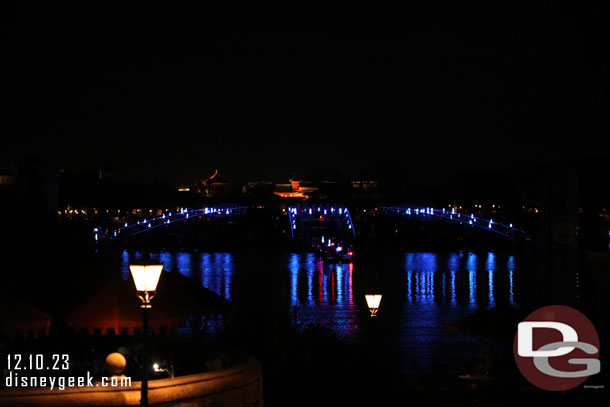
xmin=0 ymin=292 xmax=51 ymax=338
xmin=67 ymin=272 xmax=231 ymax=335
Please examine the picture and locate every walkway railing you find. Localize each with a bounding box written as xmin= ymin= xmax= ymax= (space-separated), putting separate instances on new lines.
xmin=379 ymin=206 xmax=528 ymax=238
xmin=98 ymin=205 xmax=249 ymax=240
xmin=286 ymin=204 xmax=356 ymax=238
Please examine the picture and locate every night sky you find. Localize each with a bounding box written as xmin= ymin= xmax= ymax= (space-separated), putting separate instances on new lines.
xmin=2 ymin=2 xmax=609 ymax=185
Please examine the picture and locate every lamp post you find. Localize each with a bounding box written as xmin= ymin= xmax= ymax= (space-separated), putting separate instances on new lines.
xmin=365 ymin=294 xmax=382 ymax=317
xmin=130 ymin=260 xmax=163 ymax=407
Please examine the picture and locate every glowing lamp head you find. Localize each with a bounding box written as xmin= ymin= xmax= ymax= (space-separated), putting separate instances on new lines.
xmin=365 ymin=294 xmax=382 ymax=317
xmin=129 ymin=260 xmax=163 ymax=307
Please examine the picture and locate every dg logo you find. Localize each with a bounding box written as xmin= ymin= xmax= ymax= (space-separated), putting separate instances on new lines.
xmin=514 ymin=305 xmax=600 ymax=391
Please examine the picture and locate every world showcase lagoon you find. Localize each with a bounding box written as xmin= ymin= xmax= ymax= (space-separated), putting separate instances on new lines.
xmin=0 ymin=202 xmax=608 ymax=407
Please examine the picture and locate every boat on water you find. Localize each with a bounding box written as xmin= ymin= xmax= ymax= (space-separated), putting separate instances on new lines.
xmin=311 ymin=237 xmax=354 ymax=263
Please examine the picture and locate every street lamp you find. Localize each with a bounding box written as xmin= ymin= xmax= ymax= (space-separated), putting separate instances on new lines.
xmin=365 ymin=294 xmax=382 ymax=317
xmin=130 ymin=259 xmax=163 ymax=407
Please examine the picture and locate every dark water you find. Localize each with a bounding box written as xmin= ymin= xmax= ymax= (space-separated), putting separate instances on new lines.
xmin=113 ymin=248 xmax=534 ymax=375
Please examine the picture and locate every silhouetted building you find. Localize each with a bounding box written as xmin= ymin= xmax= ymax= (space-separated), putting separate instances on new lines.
xmin=0 ymin=166 xmax=17 ymax=209
xmin=0 ymin=166 xmax=16 ymax=189
xmin=17 ymin=157 xmax=60 ymax=212
xmin=197 ymin=169 xmax=230 ymax=197
xmin=350 ymin=179 xmax=379 ymax=200
xmin=244 ymin=181 xmax=274 ymax=195
xmin=351 ymin=180 xmax=379 ymax=191
xmin=98 ymin=158 xmax=115 ymax=180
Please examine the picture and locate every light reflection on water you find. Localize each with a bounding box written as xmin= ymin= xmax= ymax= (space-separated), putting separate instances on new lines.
xmin=404 ymin=252 xmax=514 ymax=307
xmin=288 ymin=253 xmax=355 ymax=308
xmin=120 ymin=250 xmax=517 ymax=324
xmin=287 ymin=253 xmax=358 ymax=334
xmin=121 ymin=251 xmax=234 ymax=300
xmin=200 ymin=253 xmax=233 ymax=300
xmin=396 ymin=251 xmax=518 ymax=373
xmin=119 ymin=249 xmax=522 ymax=372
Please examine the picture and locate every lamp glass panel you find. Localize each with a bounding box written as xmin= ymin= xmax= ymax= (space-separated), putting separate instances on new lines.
xmin=130 ymin=264 xmax=163 ymax=292
xmin=365 ymin=294 xmax=382 ymax=309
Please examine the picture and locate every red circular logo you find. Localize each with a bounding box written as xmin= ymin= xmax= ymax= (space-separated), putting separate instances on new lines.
xmin=513 ymin=305 xmax=600 ymax=391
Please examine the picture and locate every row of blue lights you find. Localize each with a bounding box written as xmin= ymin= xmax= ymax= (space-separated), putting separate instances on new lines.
xmin=287 ymin=207 xmax=296 ymax=237
xmin=380 ymin=206 xmax=526 ymax=237
xmin=117 ymin=207 xmax=192 ymax=231
xmin=345 ymin=208 xmax=356 ymax=237
xmin=287 ymin=205 xmax=356 ymax=238
xmin=108 ymin=206 xmax=248 ymax=238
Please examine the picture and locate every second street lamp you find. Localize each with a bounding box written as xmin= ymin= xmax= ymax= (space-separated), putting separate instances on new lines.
xmin=130 ymin=260 xmax=164 ymax=407
xmin=365 ymin=294 xmax=382 ymax=317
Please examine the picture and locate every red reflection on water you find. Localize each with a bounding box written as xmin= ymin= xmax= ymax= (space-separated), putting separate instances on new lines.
xmin=312 ymin=259 xmax=324 ymax=304
xmin=329 ymin=270 xmax=336 ymax=304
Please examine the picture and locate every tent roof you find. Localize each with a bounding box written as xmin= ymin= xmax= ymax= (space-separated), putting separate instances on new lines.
xmin=66 ymin=277 xmax=176 ymax=334
xmin=67 ymin=272 xmax=232 ymax=335
xmin=0 ymin=291 xmax=51 ymax=337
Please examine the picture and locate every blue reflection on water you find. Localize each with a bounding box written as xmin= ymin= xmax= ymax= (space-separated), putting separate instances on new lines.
xmin=450 ymin=271 xmax=456 ymax=304
xmin=175 ymin=252 xmax=192 ymax=278
xmin=288 ymin=254 xmax=357 ymax=334
xmin=117 ymin=249 xmax=521 ymax=374
xmin=403 ymin=252 xmax=512 ymax=308
xmin=120 ymin=250 xmax=516 ymax=321
xmin=199 ymin=253 xmax=233 ymax=300
xmin=446 ymin=253 xmax=459 ymax=304
xmin=157 ymin=252 xmax=175 ymax=273
xmin=121 ymin=250 xmax=130 ymax=279
xmin=406 ymin=253 xmax=439 ymax=304
xmin=289 ymin=255 xmax=354 ymax=308
xmin=289 ymin=254 xmax=300 ymax=307
xmin=447 ymin=252 xmax=460 ymax=271
xmin=467 ymin=253 xmax=477 ymax=306
xmin=221 ymin=253 xmax=233 ymax=300
xmin=396 ymin=251 xmax=519 ymax=374
xmin=487 ymin=252 xmax=495 ymax=307
xmin=120 ymin=251 xmax=234 ymax=300
xmin=508 ymin=255 xmax=515 ymax=305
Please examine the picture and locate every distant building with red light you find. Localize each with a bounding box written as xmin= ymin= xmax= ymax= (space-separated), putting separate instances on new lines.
xmin=273 ymin=177 xmax=318 ymax=199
